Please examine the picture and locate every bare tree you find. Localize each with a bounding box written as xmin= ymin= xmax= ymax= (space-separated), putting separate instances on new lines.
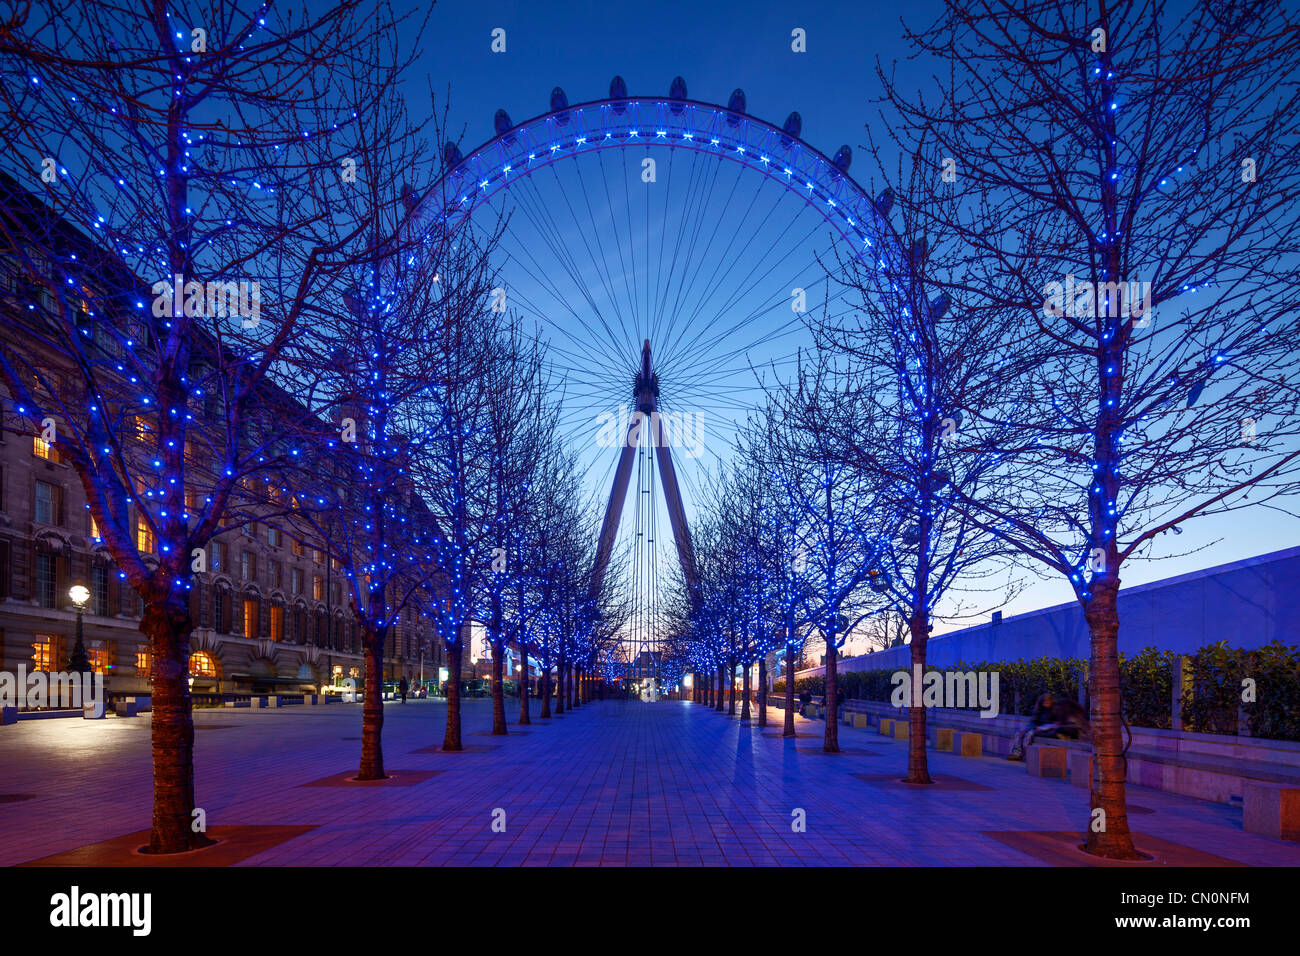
xmin=882 ymin=0 xmax=1300 ymax=856
xmin=818 ymin=154 xmax=1026 ymax=784
xmin=761 ymin=354 xmax=887 ymax=752
xmin=0 ymin=0 xmax=414 ymax=852
xmin=479 ymin=318 xmax=554 ymax=734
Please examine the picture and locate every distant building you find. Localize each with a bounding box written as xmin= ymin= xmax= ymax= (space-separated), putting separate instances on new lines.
xmin=0 ymin=177 xmax=444 ymax=699
xmin=798 ymin=545 xmax=1300 ymax=678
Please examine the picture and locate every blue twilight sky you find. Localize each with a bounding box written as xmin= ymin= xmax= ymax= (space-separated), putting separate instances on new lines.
xmin=390 ymin=0 xmax=1300 ymax=630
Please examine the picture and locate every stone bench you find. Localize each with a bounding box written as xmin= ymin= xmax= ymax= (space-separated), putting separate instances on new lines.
xmin=1026 ymin=743 xmax=1069 ymax=778
xmin=1125 ymin=746 xmax=1300 ymax=805
xmin=878 ymin=717 xmax=895 ymax=736
xmin=934 ymin=727 xmax=981 ymax=752
xmin=1243 ymin=782 xmax=1300 ymax=842
xmin=893 ymin=720 xmax=909 ymax=740
xmin=1069 ymin=749 xmax=1094 ymax=787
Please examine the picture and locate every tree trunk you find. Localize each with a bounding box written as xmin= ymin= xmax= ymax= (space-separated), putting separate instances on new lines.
xmin=540 ymin=661 xmax=552 ymax=718
xmin=143 ymin=598 xmax=214 ymax=854
xmin=824 ymin=636 xmax=839 ymax=753
xmin=727 ymin=656 xmax=736 ymax=714
xmin=715 ymin=666 xmax=724 ymax=711
xmin=490 ymin=649 xmax=507 ymax=734
xmin=1083 ymin=578 xmax=1141 ymax=859
xmin=555 ymin=660 xmax=565 ymax=714
xmin=904 ymin=612 xmax=933 ymax=784
xmin=784 ymin=644 xmax=796 ymax=737
xmin=519 ymin=656 xmax=531 ymax=725
xmin=758 ymin=657 xmax=767 ymax=728
xmin=570 ymin=668 xmax=580 ymax=709
xmin=358 ymin=629 xmax=388 ymax=780
xmin=442 ymin=641 xmax=464 ymax=751
xmin=740 ymin=662 xmax=752 ymax=721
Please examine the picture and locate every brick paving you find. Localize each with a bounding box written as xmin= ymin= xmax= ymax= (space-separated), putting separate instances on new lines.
xmin=2 ymin=699 xmax=1298 ymax=866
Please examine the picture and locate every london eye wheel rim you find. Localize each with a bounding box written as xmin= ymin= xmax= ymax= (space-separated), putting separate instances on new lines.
xmin=408 ymin=95 xmax=890 ymax=264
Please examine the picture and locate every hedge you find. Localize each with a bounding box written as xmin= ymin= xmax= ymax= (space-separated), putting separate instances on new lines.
xmin=768 ymin=640 xmax=1300 ymax=741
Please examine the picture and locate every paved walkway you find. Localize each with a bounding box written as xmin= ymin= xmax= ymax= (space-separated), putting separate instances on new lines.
xmin=2 ymin=699 xmax=1297 ymax=866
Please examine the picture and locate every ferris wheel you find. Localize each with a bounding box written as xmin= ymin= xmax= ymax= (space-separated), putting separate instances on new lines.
xmin=408 ymin=76 xmax=894 ymax=676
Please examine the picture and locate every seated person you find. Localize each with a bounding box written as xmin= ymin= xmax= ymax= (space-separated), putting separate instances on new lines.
xmin=1007 ymin=692 xmax=1090 ymax=760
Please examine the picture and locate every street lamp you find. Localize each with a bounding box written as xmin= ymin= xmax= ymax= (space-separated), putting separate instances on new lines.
xmin=68 ymin=584 xmax=91 ymax=673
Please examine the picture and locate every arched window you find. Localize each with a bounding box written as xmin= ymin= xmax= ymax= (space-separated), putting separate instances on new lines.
xmin=269 ymin=601 xmax=284 ymax=642
xmin=243 ymin=593 xmax=260 ymax=639
xmin=190 ymin=651 xmax=218 ymax=678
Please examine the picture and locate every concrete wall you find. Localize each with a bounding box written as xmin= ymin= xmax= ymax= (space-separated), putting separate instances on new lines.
xmin=799 ymin=545 xmax=1300 ymax=678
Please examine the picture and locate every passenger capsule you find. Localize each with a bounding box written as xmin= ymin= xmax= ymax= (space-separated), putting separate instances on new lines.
xmin=726 ymin=88 xmax=746 ymax=127
xmin=494 ymin=108 xmax=514 ymax=140
xmin=832 ymin=144 xmax=852 ymax=174
xmin=551 ymin=86 xmax=570 ymax=125
xmin=610 ymin=75 xmax=629 ymax=114
xmin=780 ymin=110 xmax=802 ymax=148
xmin=669 ymin=76 xmax=687 ymax=115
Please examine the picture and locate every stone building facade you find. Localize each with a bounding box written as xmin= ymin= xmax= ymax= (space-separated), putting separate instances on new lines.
xmin=0 ymin=184 xmax=446 ymax=699
xmin=0 ymin=401 xmax=445 ymax=697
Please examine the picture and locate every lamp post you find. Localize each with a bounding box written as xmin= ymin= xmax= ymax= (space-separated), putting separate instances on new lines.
xmin=68 ymin=584 xmax=91 ymax=673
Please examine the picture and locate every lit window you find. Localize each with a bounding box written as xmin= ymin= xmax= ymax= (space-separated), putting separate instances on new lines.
xmin=243 ymin=599 xmax=259 ymax=639
xmin=86 ymin=641 xmax=108 ymax=674
xmin=190 ymin=651 xmax=217 ymax=678
xmin=136 ymin=650 xmax=151 ymax=675
xmin=32 ymin=636 xmax=53 ymax=671
xmin=312 ymin=575 xmax=324 ymax=601
xmin=33 ymin=435 xmax=57 ymax=461
xmin=269 ymin=605 xmax=284 ymax=641
xmin=135 ymin=416 xmax=153 ymax=442
xmin=136 ymin=515 xmax=155 ymax=553
xmin=90 ymin=515 xmax=101 ymax=540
